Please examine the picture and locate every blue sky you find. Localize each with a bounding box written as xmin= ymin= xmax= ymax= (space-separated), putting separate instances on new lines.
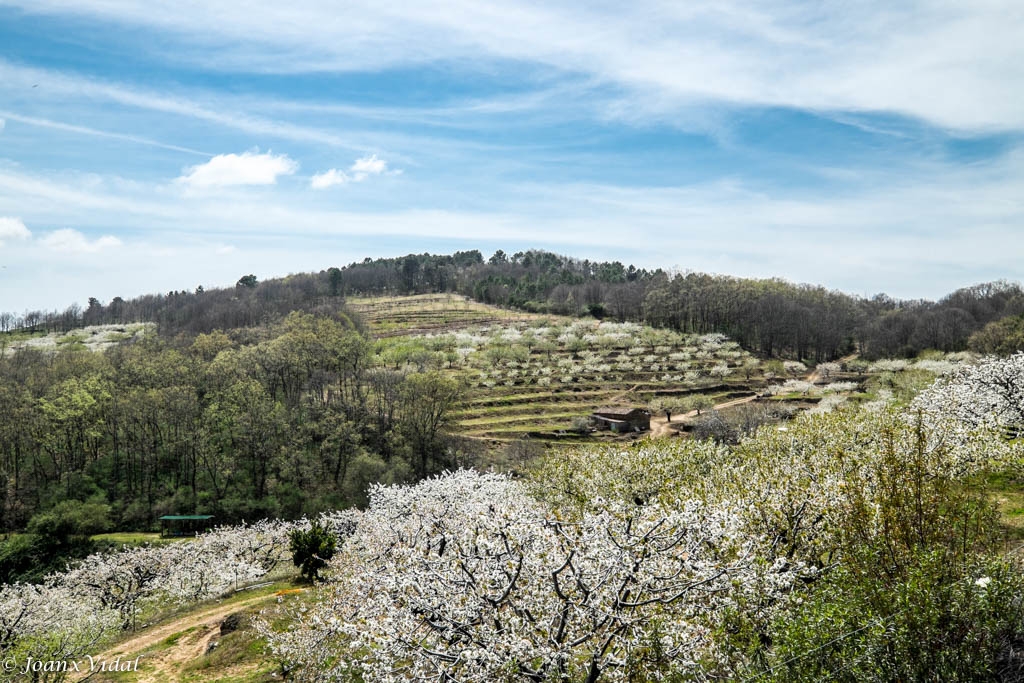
xmin=0 ymin=1 xmax=1022 ymax=312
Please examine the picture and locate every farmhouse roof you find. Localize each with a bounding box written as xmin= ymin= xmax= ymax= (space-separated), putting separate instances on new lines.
xmin=594 ymin=406 xmax=647 ymax=416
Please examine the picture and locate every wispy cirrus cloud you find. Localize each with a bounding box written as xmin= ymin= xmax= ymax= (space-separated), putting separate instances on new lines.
xmin=0 ymin=110 xmax=210 ymax=156
xmin=177 ymin=151 xmax=298 ymax=188
xmin=0 ymin=59 xmax=562 ymax=168
xmin=0 ymin=60 xmax=368 ymax=151
xmin=7 ymin=1 xmax=1024 ymax=131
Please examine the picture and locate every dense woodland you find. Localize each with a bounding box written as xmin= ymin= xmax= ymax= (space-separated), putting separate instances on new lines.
xmin=335 ymin=250 xmax=1024 ymax=360
xmin=0 ymin=310 xmax=470 ymax=576
xmin=5 ymin=249 xmax=1020 ymax=361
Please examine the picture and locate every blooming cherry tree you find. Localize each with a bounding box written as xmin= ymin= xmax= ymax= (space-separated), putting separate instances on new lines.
xmin=0 ymin=581 xmax=118 ymax=671
xmin=261 ymin=470 xmax=797 ymax=682
xmin=912 ymin=352 xmax=1024 ymax=433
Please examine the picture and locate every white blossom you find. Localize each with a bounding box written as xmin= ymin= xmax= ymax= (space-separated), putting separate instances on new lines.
xmin=912 ymin=352 xmax=1024 ymax=433
xmin=261 ymin=470 xmax=795 ymax=682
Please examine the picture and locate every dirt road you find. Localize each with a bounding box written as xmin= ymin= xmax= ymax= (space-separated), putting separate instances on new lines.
xmin=805 ymin=352 xmax=860 ymax=385
xmin=648 ymin=352 xmax=860 ymax=438
xmin=76 ymin=592 xmax=279 ymax=682
xmin=649 ymin=393 xmax=760 ymax=438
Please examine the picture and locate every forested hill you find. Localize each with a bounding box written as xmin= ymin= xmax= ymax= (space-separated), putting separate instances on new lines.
xmin=0 ymin=270 xmax=356 ymax=340
xmin=2 ymin=249 xmax=1022 ymax=360
xmin=335 ymin=250 xmax=1024 ymax=360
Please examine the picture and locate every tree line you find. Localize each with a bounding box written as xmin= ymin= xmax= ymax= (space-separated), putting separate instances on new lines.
xmin=331 ymin=250 xmax=1024 ymax=360
xmin=4 ymin=250 xmax=1021 ymax=360
xmin=0 ymin=311 xmax=467 ymax=540
xmin=0 ymin=271 xmax=355 ymax=339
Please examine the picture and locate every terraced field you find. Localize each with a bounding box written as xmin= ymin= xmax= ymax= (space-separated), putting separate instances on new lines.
xmin=454 ymin=337 xmax=759 ymax=439
xmin=359 ymin=296 xmax=768 ymax=442
xmin=453 ymin=382 xmax=751 ymax=440
xmin=348 ymin=293 xmax=542 ymax=337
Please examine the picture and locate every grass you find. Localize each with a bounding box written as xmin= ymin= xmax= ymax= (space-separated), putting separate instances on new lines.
xmin=0 ymin=329 xmax=47 ymax=342
xmin=92 ymin=532 xmax=189 ymax=546
xmin=177 ymin=581 xmax=315 ymax=683
xmin=458 ymin=410 xmax=589 ymax=428
xmin=178 ymin=615 xmax=275 ymax=683
xmin=984 ymin=471 xmax=1024 ymax=544
xmin=349 ymin=293 xmax=544 ymax=337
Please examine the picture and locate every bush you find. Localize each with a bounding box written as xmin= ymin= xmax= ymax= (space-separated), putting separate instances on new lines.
xmin=0 ymin=533 xmax=43 ymax=582
xmin=344 ymin=453 xmax=389 ymax=508
xmin=969 ymin=315 xmax=1024 ymax=356
xmin=26 ymin=500 xmax=111 ymax=542
xmin=755 ymin=551 xmax=1024 ymax=682
xmin=570 ymin=416 xmax=592 ymax=434
xmin=289 ymin=520 xmax=337 ymax=583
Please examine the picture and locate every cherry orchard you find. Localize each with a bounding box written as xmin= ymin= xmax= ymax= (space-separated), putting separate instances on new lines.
xmin=3 ymin=355 xmax=1022 ymax=681
xmin=0 ymin=519 xmax=296 ymax=677
xmin=260 ymin=469 xmax=808 ymax=682
xmin=257 ymin=353 xmax=1023 ymax=682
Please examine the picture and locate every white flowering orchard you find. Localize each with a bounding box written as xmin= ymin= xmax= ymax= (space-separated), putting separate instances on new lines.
xmin=261 ymin=470 xmax=802 ymax=682
xmin=0 ymin=519 xmax=297 ymax=671
xmin=4 ymin=355 xmax=1021 ymax=681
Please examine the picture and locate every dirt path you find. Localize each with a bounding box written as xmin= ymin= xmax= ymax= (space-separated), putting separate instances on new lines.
xmin=607 ymin=383 xmax=641 ymax=405
xmin=649 ymin=393 xmax=759 ymax=438
xmin=76 ymin=592 xmax=278 ymax=682
xmin=806 ymin=352 xmax=860 ymax=385
xmin=648 ymin=352 xmax=861 ymax=439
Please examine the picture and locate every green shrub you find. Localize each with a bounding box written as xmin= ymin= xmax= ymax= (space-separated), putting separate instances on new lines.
xmin=26 ymin=500 xmax=111 ymax=542
xmin=289 ymin=520 xmax=337 ymax=582
xmin=757 ymin=551 xmax=1024 ymax=682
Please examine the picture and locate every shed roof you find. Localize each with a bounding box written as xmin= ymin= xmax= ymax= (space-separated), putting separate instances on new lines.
xmin=594 ymin=407 xmax=648 ymax=417
xmin=593 ymin=417 xmax=630 ymax=425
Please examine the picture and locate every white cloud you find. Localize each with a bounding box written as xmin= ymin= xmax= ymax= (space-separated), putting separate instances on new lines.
xmin=310 ymin=168 xmax=350 ymax=189
xmin=311 ymin=154 xmax=392 ymax=189
xmin=0 ymin=60 xmax=565 ymax=159
xmin=177 ymin=150 xmax=298 ymax=188
xmin=0 ymin=60 xmax=367 ymax=151
xmin=350 ymin=153 xmax=387 ymax=180
xmin=0 ymin=118 xmax=5 ymax=131
xmin=40 ymin=229 xmax=122 ymax=253
xmin=2 ymin=148 xmax=1023 ymax=304
xmin=0 ymin=217 xmax=31 ymax=246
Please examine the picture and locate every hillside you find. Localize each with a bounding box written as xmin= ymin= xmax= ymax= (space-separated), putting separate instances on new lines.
xmin=359 ymin=296 xmax=767 ymax=441
xmin=4 ymin=354 xmax=1023 ymax=681
xmin=0 ymin=281 xmax=984 ymax=548
xmin=4 ymin=250 xmax=1022 ymax=362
